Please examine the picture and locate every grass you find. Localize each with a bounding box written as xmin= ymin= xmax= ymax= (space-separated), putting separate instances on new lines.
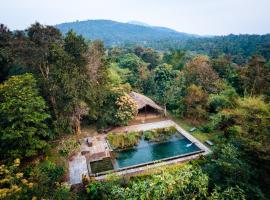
xmin=171 ymin=115 xmax=223 ymax=145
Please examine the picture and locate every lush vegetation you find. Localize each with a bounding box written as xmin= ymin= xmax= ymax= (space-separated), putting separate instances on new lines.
xmin=107 ymin=126 xmax=177 ymax=149
xmin=107 ymin=132 xmax=141 ymax=149
xmin=1 ymin=21 xmax=270 ymax=199
xmin=142 ymin=126 xmax=177 ymax=142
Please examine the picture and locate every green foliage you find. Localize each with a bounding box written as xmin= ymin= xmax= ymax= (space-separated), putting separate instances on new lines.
xmin=0 ymin=159 xmax=34 ymax=200
xmin=58 ymin=138 xmax=79 ymax=157
xmin=240 ymin=55 xmax=270 ymax=96
xmin=207 ymin=86 xmax=238 ymax=113
xmin=29 ymin=160 xmax=74 ymax=199
xmin=143 ymin=126 xmax=177 ymax=142
xmin=134 ymin=46 xmax=160 ymax=70
xmin=203 ymin=143 xmax=265 ymax=199
xmin=86 ymin=181 xmax=105 ymax=200
xmin=163 ymin=49 xmax=186 ymax=70
xmin=107 ymin=132 xmax=141 ymax=149
xmin=184 ymin=84 xmax=208 ymax=123
xmin=86 ymin=164 xmax=247 ymax=200
xmin=108 ymin=126 xmax=177 ymax=149
xmin=115 ymin=94 xmax=138 ymax=125
xmin=0 ymin=73 xmax=51 ymax=160
xmin=153 ymin=63 xmax=178 ymax=105
xmin=118 ymin=53 xmax=149 ymax=89
xmin=209 ymin=186 xmax=246 ymax=200
xmin=97 ymin=84 xmax=132 ymax=129
xmin=227 ymin=97 xmax=270 ymax=160
xmin=184 ymin=55 xmax=220 ymax=93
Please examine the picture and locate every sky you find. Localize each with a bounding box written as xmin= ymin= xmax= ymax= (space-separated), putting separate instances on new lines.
xmin=1 ymin=0 xmax=270 ymax=35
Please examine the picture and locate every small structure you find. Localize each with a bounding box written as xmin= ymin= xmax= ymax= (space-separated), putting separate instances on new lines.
xmin=129 ymin=92 xmax=164 ymax=118
xmin=205 ymin=140 xmax=214 ymax=146
xmin=189 ymin=127 xmax=197 ymax=132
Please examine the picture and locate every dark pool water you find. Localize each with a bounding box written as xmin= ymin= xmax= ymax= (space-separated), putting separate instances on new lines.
xmin=113 ymin=135 xmax=201 ymax=169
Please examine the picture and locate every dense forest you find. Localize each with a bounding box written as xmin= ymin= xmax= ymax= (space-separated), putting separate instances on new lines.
xmin=0 ymin=22 xmax=270 ymax=199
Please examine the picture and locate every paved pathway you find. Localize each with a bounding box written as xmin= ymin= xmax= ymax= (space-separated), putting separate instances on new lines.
xmin=69 ymin=153 xmax=88 ymax=185
xmin=112 ymin=120 xmax=175 ymax=133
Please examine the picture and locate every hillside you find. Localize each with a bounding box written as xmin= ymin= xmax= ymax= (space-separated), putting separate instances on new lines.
xmin=55 ymin=19 xmax=197 ymax=45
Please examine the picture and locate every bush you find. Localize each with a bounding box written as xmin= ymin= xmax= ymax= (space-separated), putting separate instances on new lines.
xmin=107 ymin=132 xmax=141 ymax=149
xmin=226 ymin=125 xmax=242 ymax=136
xmin=199 ymin=124 xmax=214 ymax=133
xmin=115 ymin=94 xmax=138 ymax=125
xmin=143 ymin=126 xmax=177 ymax=142
xmin=58 ymin=138 xmax=79 ymax=157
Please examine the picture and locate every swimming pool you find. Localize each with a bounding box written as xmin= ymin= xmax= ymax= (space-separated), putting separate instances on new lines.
xmin=113 ymin=135 xmax=201 ymax=169
xmin=89 ymin=132 xmax=203 ymax=174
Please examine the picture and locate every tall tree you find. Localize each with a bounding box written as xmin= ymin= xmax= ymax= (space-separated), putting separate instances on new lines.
xmin=118 ymin=53 xmax=149 ymax=90
xmin=240 ymin=55 xmax=270 ymax=96
xmin=0 ymin=24 xmax=13 ymax=82
xmin=184 ymin=55 xmax=220 ymax=93
xmin=0 ymin=73 xmax=50 ymax=160
xmin=153 ymin=63 xmax=178 ymax=113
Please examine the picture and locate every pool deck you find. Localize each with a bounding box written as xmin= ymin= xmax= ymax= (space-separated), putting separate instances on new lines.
xmin=69 ymin=153 xmax=88 ymax=184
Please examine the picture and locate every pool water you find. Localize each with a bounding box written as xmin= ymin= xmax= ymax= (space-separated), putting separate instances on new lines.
xmin=113 ymin=134 xmax=201 ymax=169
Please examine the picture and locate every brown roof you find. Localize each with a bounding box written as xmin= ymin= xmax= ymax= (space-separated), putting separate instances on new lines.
xmin=129 ymin=92 xmax=163 ymax=111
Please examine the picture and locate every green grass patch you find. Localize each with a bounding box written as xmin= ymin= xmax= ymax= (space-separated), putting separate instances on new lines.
xmin=171 ymin=116 xmax=223 ymax=145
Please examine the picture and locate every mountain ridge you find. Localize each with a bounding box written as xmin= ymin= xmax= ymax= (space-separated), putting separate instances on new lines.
xmin=55 ymin=19 xmax=198 ymax=45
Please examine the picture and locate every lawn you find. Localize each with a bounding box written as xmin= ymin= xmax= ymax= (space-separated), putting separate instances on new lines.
xmin=171 ymin=116 xmax=223 ymax=146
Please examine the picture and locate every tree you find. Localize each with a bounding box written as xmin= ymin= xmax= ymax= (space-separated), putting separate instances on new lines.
xmin=184 ymin=84 xmax=208 ymax=124
xmin=0 ymin=73 xmax=50 ymax=160
xmin=97 ymin=84 xmax=132 ymax=129
xmin=0 ymin=159 xmax=34 ymax=200
xmin=226 ymin=97 xmax=270 ymax=161
xmin=153 ymin=63 xmax=178 ymax=109
xmin=118 ymin=53 xmax=149 ymax=90
xmin=240 ymin=55 xmax=270 ymax=96
xmin=115 ymin=94 xmax=138 ymax=125
xmin=163 ymin=49 xmax=186 ymax=70
xmin=85 ymin=40 xmax=110 ymax=120
xmin=26 ymin=23 xmax=63 ymax=118
xmin=184 ymin=55 xmax=220 ymax=93
xmin=134 ymin=46 xmax=160 ymax=70
xmin=204 ymin=144 xmax=265 ymax=199
xmin=0 ymin=24 xmax=13 ymax=82
xmin=208 ymin=86 xmax=238 ymax=113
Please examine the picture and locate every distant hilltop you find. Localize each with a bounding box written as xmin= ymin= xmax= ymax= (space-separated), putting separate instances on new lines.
xmin=55 ymin=19 xmax=198 ymax=45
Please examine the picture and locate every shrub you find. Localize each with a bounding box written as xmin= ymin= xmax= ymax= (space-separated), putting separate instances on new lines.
xmin=199 ymin=124 xmax=214 ymax=133
xmin=226 ymin=125 xmax=242 ymax=136
xmin=115 ymin=94 xmax=138 ymax=125
xmin=107 ymin=132 xmax=140 ymax=149
xmin=58 ymin=138 xmax=79 ymax=157
xmin=143 ymin=126 xmax=177 ymax=142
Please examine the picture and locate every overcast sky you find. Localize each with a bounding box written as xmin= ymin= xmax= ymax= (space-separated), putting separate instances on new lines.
xmin=1 ymin=0 xmax=270 ymax=35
